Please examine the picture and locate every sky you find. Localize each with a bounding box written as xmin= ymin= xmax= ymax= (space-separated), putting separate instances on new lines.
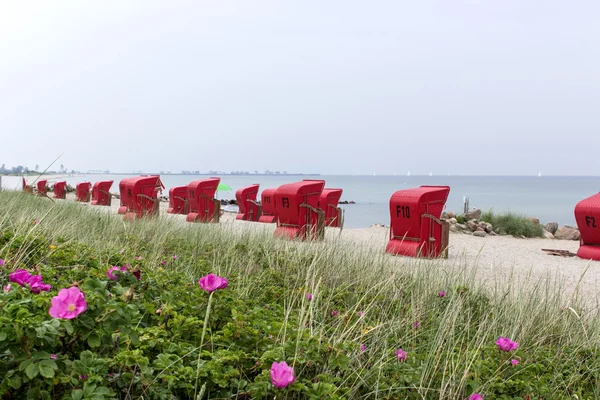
xmin=1 ymin=1 xmax=599 ymax=176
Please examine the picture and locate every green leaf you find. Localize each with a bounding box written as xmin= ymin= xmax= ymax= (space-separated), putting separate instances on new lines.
xmin=71 ymin=389 xmax=83 ymax=400
xmin=9 ymin=374 xmax=22 ymax=390
xmin=38 ymin=359 xmax=57 ymax=378
xmin=83 ymin=382 xmax=97 ymax=397
xmin=33 ymin=351 xmax=51 ymax=360
xmin=0 ymin=331 xmax=7 ymax=341
xmin=25 ymin=362 xmax=39 ymax=379
xmin=63 ymin=320 xmax=74 ymax=335
xmin=87 ymin=333 xmax=101 ymax=348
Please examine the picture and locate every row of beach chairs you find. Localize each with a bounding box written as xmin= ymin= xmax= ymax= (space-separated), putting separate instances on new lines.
xmin=21 ymin=177 xmax=600 ymax=261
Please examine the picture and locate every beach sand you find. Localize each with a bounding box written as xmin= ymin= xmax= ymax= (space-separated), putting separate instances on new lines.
xmin=61 ymin=193 xmax=599 ymax=299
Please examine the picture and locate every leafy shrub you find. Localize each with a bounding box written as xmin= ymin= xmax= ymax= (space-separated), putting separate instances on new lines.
xmin=480 ymin=210 xmax=544 ymax=238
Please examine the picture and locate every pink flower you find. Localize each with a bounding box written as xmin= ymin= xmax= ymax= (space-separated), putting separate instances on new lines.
xmin=107 ymin=265 xmax=127 ymax=280
xmin=360 ymin=344 xmax=367 ymax=352
xmin=469 ymin=394 xmax=483 ymax=400
xmin=306 ymin=293 xmax=313 ymax=300
xmin=34 ymin=219 xmax=40 ymax=224
xmin=172 ymin=255 xmax=178 ymax=260
xmin=331 ymin=310 xmax=339 ymax=317
xmin=28 ymin=275 xmax=52 ymax=293
xmin=50 ymin=354 xmax=57 ymax=360
xmin=119 ymin=248 xmax=125 ymax=254
xmin=49 ymin=287 xmax=87 ymax=319
xmin=3 ymin=284 xmax=11 ymax=293
xmin=438 ymin=291 xmax=446 ymax=298
xmin=198 ymin=274 xmax=228 ymax=293
xmin=9 ymin=269 xmax=32 ymax=286
xmin=394 ymin=348 xmax=407 ymax=362
xmin=135 ymin=256 xmax=142 ymax=261
xmin=511 ymin=359 xmax=519 ymax=366
xmin=496 ymin=336 xmax=519 ymax=352
xmin=357 ymin=311 xmax=364 ymax=317
xmin=161 ymin=261 xmax=167 ymax=266
xmin=131 ymin=269 xmax=141 ymax=280
xmin=270 ymin=361 xmax=295 ymax=389
xmin=156 ymin=309 xmax=162 ymax=314
xmin=0 ymin=258 xmax=5 ymax=267
xmin=412 ymin=321 xmax=419 ymax=329
xmin=79 ymin=374 xmax=88 ymax=380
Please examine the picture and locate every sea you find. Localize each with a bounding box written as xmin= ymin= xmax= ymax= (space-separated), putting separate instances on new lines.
xmin=2 ymin=174 xmax=599 ymax=229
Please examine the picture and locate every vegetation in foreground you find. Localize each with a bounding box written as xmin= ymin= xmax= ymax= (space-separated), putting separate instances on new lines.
xmin=0 ymin=191 xmax=599 ymax=399
xmin=478 ymin=210 xmax=544 ymax=238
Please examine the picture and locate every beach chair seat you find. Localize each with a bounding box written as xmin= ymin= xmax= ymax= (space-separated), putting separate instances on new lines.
xmin=319 ymin=188 xmax=344 ymax=229
xmin=118 ymin=176 xmax=164 ymax=220
xmin=385 ymin=186 xmax=451 ymax=259
xmin=22 ymin=178 xmax=33 ymax=194
xmin=167 ymin=186 xmax=189 ymax=215
xmin=274 ymin=180 xmax=326 ymax=241
xmin=76 ymin=182 xmax=91 ymax=202
xmin=36 ymin=180 xmax=48 ymax=197
xmin=257 ymin=188 xmax=277 ymax=223
xmin=186 ymin=178 xmax=221 ymax=223
xmin=53 ymin=181 xmax=67 ymax=199
xmin=91 ymin=181 xmax=114 ymax=206
xmin=575 ymin=193 xmax=600 ymax=261
xmin=235 ymin=184 xmax=262 ymax=221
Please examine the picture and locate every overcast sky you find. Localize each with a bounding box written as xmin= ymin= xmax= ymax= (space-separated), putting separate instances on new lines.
xmin=1 ymin=1 xmax=598 ymax=175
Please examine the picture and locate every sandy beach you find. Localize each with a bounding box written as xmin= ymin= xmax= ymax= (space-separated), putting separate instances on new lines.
xmin=55 ymin=192 xmax=599 ymax=300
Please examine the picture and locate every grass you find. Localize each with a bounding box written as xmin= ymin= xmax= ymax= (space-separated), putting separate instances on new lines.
xmin=479 ymin=210 xmax=544 ymax=238
xmin=0 ymin=191 xmax=599 ymax=399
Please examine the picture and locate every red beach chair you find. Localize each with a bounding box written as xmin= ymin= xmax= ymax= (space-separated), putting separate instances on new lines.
xmin=22 ymin=178 xmax=33 ymax=194
xmin=76 ymin=182 xmax=91 ymax=202
xmin=166 ymin=186 xmax=189 ymax=215
xmin=274 ymin=180 xmax=326 ymax=240
xmin=36 ymin=180 xmax=48 ymax=196
xmin=91 ymin=181 xmax=114 ymax=206
xmin=575 ymin=193 xmax=600 ymax=261
xmin=385 ymin=186 xmax=451 ymax=259
xmin=186 ymin=178 xmax=221 ymax=223
xmin=257 ymin=188 xmax=277 ymax=223
xmin=319 ymin=188 xmax=344 ymax=228
xmin=53 ymin=181 xmax=67 ymax=199
xmin=235 ymin=184 xmax=261 ymax=221
xmin=118 ymin=176 xmax=164 ymax=220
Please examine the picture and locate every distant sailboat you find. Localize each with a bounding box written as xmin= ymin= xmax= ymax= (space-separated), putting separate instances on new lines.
xmin=407 ymin=170 xmax=411 ymax=177
xmin=429 ymin=172 xmax=433 ymax=177
xmin=538 ymin=172 xmax=542 ymax=177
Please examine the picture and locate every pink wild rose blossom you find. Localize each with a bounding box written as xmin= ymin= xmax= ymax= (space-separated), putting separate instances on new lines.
xmin=469 ymin=394 xmax=483 ymax=400
xmin=394 ymin=348 xmax=407 ymax=362
xmin=270 ymin=361 xmax=295 ymax=389
xmin=437 ymin=291 xmax=446 ymax=298
xmin=496 ymin=336 xmax=519 ymax=352
xmin=3 ymin=284 xmax=11 ymax=293
xmin=511 ymin=359 xmax=519 ymax=366
xmin=172 ymin=255 xmax=178 ymax=260
xmin=9 ymin=269 xmax=32 ymax=286
xmin=360 ymin=344 xmax=367 ymax=352
xmin=28 ymin=275 xmax=52 ymax=293
xmin=198 ymin=274 xmax=228 ymax=293
xmin=305 ymin=293 xmax=313 ymax=300
xmin=107 ymin=266 xmax=127 ymax=280
xmin=50 ymin=354 xmax=57 ymax=360
xmin=49 ymin=287 xmax=87 ymax=319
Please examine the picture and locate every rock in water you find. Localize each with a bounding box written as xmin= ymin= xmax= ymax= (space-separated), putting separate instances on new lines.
xmin=544 ymin=222 xmax=559 ymax=235
xmin=554 ymin=227 xmax=580 ymax=241
xmin=466 ymin=209 xmax=482 ymax=220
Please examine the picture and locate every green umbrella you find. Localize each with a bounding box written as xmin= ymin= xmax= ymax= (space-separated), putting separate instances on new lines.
xmin=215 ymin=183 xmax=231 ymax=199
xmin=217 ymin=183 xmax=232 ymax=192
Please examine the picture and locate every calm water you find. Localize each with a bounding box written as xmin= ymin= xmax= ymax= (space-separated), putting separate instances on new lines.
xmin=3 ymin=174 xmax=599 ymax=228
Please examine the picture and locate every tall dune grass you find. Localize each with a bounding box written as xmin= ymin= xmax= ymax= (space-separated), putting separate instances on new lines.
xmin=1 ymin=191 xmax=599 ymax=399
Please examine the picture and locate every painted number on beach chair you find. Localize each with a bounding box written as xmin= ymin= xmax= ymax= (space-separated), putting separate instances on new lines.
xmin=396 ymin=205 xmax=410 ymax=218
xmin=282 ymin=197 xmax=290 ymax=208
xmin=264 ymin=196 xmax=271 ymax=204
xmin=585 ymin=216 xmax=597 ymax=228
